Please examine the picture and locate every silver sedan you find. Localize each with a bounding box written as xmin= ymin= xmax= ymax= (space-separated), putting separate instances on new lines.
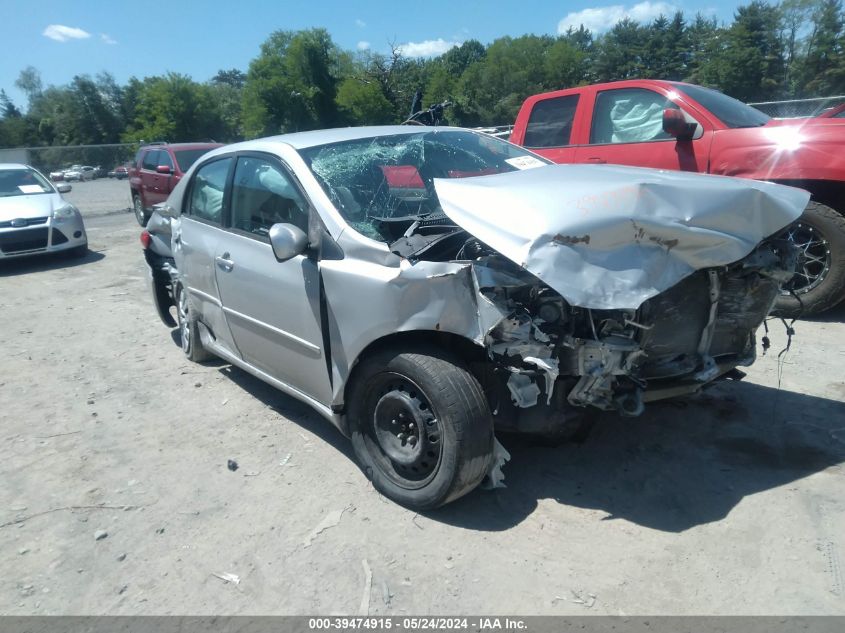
xmin=147 ymin=126 xmax=807 ymax=509
xmin=0 ymin=163 xmax=87 ymax=259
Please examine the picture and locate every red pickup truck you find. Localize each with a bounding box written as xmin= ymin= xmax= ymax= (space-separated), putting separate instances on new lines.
xmin=510 ymin=79 xmax=845 ymax=316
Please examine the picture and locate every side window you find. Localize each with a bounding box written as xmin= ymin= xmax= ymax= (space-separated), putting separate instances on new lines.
xmin=188 ymin=158 xmax=231 ymax=224
xmin=142 ymin=150 xmax=159 ymax=170
xmin=590 ymin=88 xmax=677 ymax=145
xmin=158 ymin=150 xmax=174 ymax=170
xmin=523 ymin=95 xmax=580 ymax=148
xmin=230 ymin=156 xmax=308 ymax=238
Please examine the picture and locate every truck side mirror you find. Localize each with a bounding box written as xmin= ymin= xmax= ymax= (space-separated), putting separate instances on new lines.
xmin=663 ymin=108 xmax=697 ymax=141
xmin=156 ymin=165 xmax=172 ymax=175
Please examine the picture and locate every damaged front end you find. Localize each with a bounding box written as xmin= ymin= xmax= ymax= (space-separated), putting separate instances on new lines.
xmin=418 ymin=163 xmax=810 ymax=434
xmin=471 ymin=238 xmax=797 ymax=428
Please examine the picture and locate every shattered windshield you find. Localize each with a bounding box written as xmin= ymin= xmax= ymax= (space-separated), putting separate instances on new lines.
xmin=299 ymin=130 xmax=549 ymax=241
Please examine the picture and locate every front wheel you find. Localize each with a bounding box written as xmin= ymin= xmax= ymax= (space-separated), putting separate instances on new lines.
xmin=347 ymin=348 xmax=494 ymax=510
xmin=133 ymin=194 xmax=149 ymax=227
xmin=773 ymin=201 xmax=845 ymax=317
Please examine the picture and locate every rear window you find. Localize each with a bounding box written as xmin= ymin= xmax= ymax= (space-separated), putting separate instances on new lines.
xmin=523 ymin=95 xmax=580 ymax=148
xmin=174 ymin=149 xmax=214 ymax=172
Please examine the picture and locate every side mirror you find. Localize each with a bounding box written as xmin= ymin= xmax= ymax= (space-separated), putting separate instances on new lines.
xmin=156 ymin=165 xmax=172 ymax=175
xmin=269 ymin=223 xmax=308 ymax=262
xmin=662 ymin=108 xmax=697 ymax=140
xmin=57 ymin=183 xmax=72 ymax=193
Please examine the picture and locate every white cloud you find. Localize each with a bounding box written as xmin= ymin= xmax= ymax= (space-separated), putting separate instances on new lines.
xmin=101 ymin=33 xmax=117 ymax=45
xmin=557 ymin=2 xmax=677 ymax=34
xmin=355 ymin=19 xmax=367 ymax=28
xmin=43 ymin=24 xmax=91 ymax=42
xmin=398 ymin=38 xmax=459 ymax=58
xmin=357 ymin=41 xmax=371 ymax=51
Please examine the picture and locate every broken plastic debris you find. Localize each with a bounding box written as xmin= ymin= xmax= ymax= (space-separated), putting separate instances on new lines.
xmin=212 ymin=572 xmax=240 ymax=585
xmin=523 ymin=356 xmax=560 ymax=404
xmin=482 ymin=438 xmax=511 ymax=490
xmin=279 ymin=453 xmax=292 ymax=466
xmin=303 ymin=508 xmax=347 ymax=547
xmin=359 ymin=559 xmax=372 ymax=616
xmin=506 ymin=373 xmax=541 ymax=408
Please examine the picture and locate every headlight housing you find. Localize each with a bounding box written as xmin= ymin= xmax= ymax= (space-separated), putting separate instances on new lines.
xmin=52 ymin=204 xmax=78 ymax=221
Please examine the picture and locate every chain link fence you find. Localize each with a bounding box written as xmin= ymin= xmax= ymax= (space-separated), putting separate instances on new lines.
xmin=747 ymin=96 xmax=845 ymax=119
xmin=0 ymin=143 xmax=138 ymax=177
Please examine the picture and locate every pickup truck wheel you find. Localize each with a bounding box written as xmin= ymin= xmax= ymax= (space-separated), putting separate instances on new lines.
xmin=347 ymin=348 xmax=494 ymax=509
xmin=773 ymin=202 xmax=845 ymax=317
xmin=175 ymin=283 xmax=213 ymax=362
xmin=133 ymin=194 xmax=149 ymax=227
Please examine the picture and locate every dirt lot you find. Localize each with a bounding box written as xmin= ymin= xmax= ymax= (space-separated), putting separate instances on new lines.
xmin=2 ymin=179 xmax=845 ymax=615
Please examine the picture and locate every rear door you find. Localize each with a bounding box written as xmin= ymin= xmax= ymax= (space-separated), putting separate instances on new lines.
xmin=512 ymin=93 xmax=582 ymax=163
xmin=575 ymin=86 xmax=712 ymax=172
xmin=174 ymin=156 xmax=239 ymax=357
xmin=214 ymin=153 xmax=331 ymax=404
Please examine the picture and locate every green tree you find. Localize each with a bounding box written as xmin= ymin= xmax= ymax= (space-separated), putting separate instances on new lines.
xmin=123 ymin=73 xmax=224 ymax=142
xmin=456 ymin=35 xmax=553 ymax=125
xmin=798 ymin=0 xmax=845 ymax=95
xmin=593 ymin=18 xmax=648 ymax=81
xmin=242 ymin=29 xmax=342 ymax=137
xmin=336 ymin=78 xmax=393 ymax=124
xmin=15 ymin=66 xmax=42 ymax=108
xmin=697 ymin=1 xmax=786 ymax=101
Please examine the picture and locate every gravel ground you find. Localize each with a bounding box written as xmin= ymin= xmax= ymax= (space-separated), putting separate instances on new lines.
xmin=1 ymin=180 xmax=844 ymax=615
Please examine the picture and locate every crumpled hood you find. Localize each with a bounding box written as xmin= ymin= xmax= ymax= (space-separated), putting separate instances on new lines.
xmin=434 ymin=164 xmax=809 ymax=310
xmin=0 ymin=193 xmax=65 ymax=221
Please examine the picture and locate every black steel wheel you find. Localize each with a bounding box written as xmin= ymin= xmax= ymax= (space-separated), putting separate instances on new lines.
xmin=347 ymin=347 xmax=494 ymax=509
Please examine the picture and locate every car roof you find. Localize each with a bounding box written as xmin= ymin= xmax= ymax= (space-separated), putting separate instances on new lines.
xmin=256 ymin=125 xmax=466 ymax=150
xmin=0 ymin=163 xmax=31 ymax=170
xmin=147 ymin=142 xmax=224 ymax=151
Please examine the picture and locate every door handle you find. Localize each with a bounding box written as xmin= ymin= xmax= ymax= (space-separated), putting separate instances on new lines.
xmin=586 ymin=157 xmax=606 ymax=163
xmin=215 ymin=254 xmax=234 ymax=272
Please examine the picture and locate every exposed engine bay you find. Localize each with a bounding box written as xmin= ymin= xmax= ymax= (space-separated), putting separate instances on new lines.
xmin=385 ymin=216 xmax=798 ymax=432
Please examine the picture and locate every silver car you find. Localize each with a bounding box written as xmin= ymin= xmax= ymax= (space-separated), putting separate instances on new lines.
xmin=150 ymin=126 xmax=807 ymax=509
xmin=0 ymin=163 xmax=87 ymax=259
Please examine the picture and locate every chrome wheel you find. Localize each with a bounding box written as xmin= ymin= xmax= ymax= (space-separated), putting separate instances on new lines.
xmin=133 ymin=196 xmax=147 ymax=226
xmin=778 ymin=221 xmax=831 ymax=294
xmin=177 ymin=288 xmax=191 ymax=355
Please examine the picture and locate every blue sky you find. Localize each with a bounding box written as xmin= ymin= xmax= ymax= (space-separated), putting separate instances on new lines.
xmin=2 ymin=0 xmax=744 ymax=108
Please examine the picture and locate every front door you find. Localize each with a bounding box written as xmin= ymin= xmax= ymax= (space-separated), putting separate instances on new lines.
xmin=575 ymin=87 xmax=712 ymax=172
xmin=214 ymin=154 xmax=331 ymax=405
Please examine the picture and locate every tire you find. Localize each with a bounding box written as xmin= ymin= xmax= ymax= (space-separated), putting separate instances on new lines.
xmin=347 ymin=347 xmax=494 ymax=510
xmin=133 ymin=194 xmax=149 ymax=227
xmin=67 ymin=244 xmax=88 ymax=258
xmin=175 ymin=283 xmax=213 ymax=362
xmin=773 ymin=201 xmax=845 ymax=317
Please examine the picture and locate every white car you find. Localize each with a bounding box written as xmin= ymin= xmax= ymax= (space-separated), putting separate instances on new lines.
xmin=63 ymin=165 xmax=83 ymax=181
xmin=0 ymin=163 xmax=88 ymax=259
